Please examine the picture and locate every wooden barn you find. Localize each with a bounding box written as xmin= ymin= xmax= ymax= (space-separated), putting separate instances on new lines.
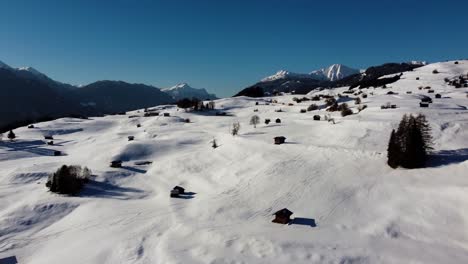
xmin=435 ymin=94 xmax=442 ymax=98
xmin=110 ymin=160 xmax=122 ymax=168
xmin=274 ymin=136 xmax=286 ymax=145
xmin=128 ymin=136 xmax=135 ymax=141
xmin=272 ymin=208 xmax=293 ymax=224
xmin=420 ymin=102 xmax=429 ymax=108
xmin=170 ymin=186 xmax=185 ymax=197
xmin=313 ymin=115 xmax=320 ymax=121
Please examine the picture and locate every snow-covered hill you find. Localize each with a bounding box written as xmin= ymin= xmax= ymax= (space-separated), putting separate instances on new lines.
xmin=1 ymin=61 xmax=468 ymax=263
xmin=161 ymin=83 xmax=217 ymax=101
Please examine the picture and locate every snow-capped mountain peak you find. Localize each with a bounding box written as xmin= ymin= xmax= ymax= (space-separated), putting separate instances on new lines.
xmin=18 ymin=66 xmax=47 ymax=78
xmin=161 ymin=83 xmax=217 ymax=100
xmin=310 ymin=64 xmax=360 ymax=81
xmin=163 ymin=83 xmax=192 ymax=91
xmin=261 ymin=64 xmax=360 ymax=83
xmin=261 ymin=70 xmax=311 ymax=82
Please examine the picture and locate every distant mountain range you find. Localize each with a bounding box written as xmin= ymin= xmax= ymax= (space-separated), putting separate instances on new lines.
xmin=0 ymin=60 xmax=216 ymax=131
xmin=235 ymin=62 xmax=425 ymax=97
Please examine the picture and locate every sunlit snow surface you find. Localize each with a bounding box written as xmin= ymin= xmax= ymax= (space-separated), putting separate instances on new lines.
xmin=1 ymin=61 xmax=468 ymax=263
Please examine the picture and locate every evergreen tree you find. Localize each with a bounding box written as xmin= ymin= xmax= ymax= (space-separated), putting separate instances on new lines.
xmin=387 ymin=129 xmax=400 ymax=168
xmin=7 ymin=130 xmax=15 ymax=140
xmin=387 ymin=114 xmax=432 ymax=169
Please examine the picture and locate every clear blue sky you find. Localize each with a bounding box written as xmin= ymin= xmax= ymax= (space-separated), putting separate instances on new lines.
xmin=1 ymin=0 xmax=467 ymax=97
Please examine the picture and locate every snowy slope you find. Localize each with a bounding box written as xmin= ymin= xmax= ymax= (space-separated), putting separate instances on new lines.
xmin=1 ymin=61 xmax=468 ymax=263
xmin=161 ymin=83 xmax=217 ymax=100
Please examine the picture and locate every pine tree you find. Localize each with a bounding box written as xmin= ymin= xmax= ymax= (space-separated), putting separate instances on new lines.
xmin=387 ymin=129 xmax=400 ymax=168
xmin=388 ymin=114 xmax=432 ymax=169
xmin=7 ymin=130 xmax=15 ymax=140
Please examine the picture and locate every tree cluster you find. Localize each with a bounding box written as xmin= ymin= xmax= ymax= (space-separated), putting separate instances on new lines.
xmin=387 ymin=114 xmax=433 ymax=169
xmin=46 ymin=165 xmax=91 ymax=195
xmin=176 ymin=98 xmax=215 ymax=111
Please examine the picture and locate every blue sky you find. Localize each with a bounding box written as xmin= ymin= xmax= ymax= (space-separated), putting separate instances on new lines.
xmin=1 ymin=0 xmax=467 ymax=97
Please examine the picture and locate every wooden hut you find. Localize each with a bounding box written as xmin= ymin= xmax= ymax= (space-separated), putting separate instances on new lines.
xmin=313 ymin=115 xmax=320 ymax=121
xmin=275 ymin=118 xmax=281 ymax=123
xmin=128 ymin=136 xmax=135 ymax=141
xmin=47 ymin=141 xmax=54 ymax=145
xmin=300 ymin=109 xmax=307 ymax=113
xmin=27 ymin=125 xmax=34 ymax=129
xmin=420 ymin=102 xmax=429 ymax=108
xmin=163 ymin=113 xmax=170 ymax=117
xmin=272 ymin=208 xmax=293 ymax=224
xmin=170 ymin=186 xmax=185 ymax=198
xmin=435 ymin=94 xmax=442 ymax=98
xmin=274 ymin=136 xmax=286 ymax=145
xmin=421 ymin=97 xmax=432 ymax=103
xmin=110 ymin=160 xmax=122 ymax=168
xmin=44 ymin=135 xmax=54 ymax=140
xmin=137 ymin=124 xmax=141 ymax=128
xmin=265 ymin=119 xmax=271 ymax=125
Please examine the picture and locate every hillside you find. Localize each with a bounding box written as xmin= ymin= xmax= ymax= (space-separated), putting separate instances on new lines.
xmin=0 ymin=61 xmax=468 ymax=263
xmin=74 ymin=81 xmax=174 ymax=114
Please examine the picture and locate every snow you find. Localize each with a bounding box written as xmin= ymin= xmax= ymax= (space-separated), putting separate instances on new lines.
xmin=1 ymin=61 xmax=468 ymax=263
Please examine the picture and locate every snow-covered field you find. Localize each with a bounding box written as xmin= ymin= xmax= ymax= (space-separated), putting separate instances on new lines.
xmin=1 ymin=61 xmax=468 ymax=264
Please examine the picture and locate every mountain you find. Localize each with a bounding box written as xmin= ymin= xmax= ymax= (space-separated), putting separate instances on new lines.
xmin=161 ymin=83 xmax=217 ymax=101
xmin=309 ymin=64 xmax=361 ymax=81
xmin=235 ymin=62 xmax=423 ymax=97
xmin=74 ymin=81 xmax=174 ymax=114
xmin=0 ymin=60 xmax=175 ymax=131
xmin=0 ymin=68 xmax=85 ymax=132
xmin=260 ymin=64 xmax=359 ymax=83
xmin=0 ymin=60 xmax=13 ymax=70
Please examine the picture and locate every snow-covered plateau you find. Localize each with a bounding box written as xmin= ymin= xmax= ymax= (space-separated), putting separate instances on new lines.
xmin=1 ymin=61 xmax=468 ymax=264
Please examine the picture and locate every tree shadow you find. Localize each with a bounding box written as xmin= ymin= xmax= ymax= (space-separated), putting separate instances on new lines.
xmin=121 ymin=166 xmax=147 ymax=174
xmin=288 ymin=217 xmax=317 ymax=227
xmin=0 ymin=140 xmax=59 ymax=156
xmin=0 ymin=256 xmax=18 ymax=264
xmin=426 ymin=148 xmax=468 ymax=167
xmin=79 ymin=180 xmax=144 ymax=200
xmin=172 ymin=191 xmax=196 ymax=199
xmin=242 ymin=131 xmax=267 ymax=136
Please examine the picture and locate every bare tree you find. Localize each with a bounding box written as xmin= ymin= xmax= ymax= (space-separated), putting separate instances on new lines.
xmin=250 ymin=115 xmax=260 ymax=128
xmin=231 ymin=122 xmax=240 ymax=136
